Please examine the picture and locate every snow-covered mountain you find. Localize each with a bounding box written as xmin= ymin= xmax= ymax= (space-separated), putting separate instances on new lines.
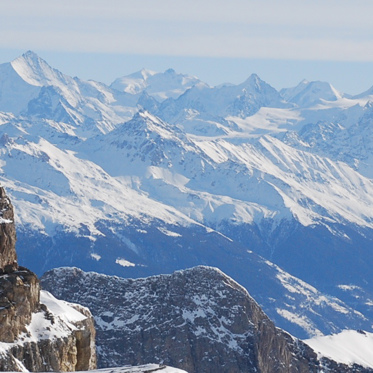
xmin=0 ymin=51 xmax=139 ymax=135
xmin=2 ymin=51 xmax=373 ymax=339
xmin=154 ymin=73 xmax=288 ymax=124
xmin=110 ymin=68 xmax=203 ymax=101
xmin=280 ymin=79 xmax=344 ymax=107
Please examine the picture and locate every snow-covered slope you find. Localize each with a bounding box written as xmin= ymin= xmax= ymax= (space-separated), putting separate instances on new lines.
xmin=283 ymin=101 xmax=373 ymax=179
xmin=0 ymin=55 xmax=41 ymax=114
xmin=78 ymin=110 xmax=373 ymax=239
xmin=25 ymin=290 xmax=90 ymax=342
xmin=305 ymin=330 xmax=373 ymax=369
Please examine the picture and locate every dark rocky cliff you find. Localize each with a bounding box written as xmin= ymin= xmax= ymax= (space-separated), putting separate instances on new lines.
xmin=41 ymin=266 xmax=373 ymax=373
xmin=0 ymin=187 xmax=17 ymax=272
xmin=0 ymin=186 xmax=96 ymax=371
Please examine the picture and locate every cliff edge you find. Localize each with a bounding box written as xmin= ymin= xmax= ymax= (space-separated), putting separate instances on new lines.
xmin=0 ymin=186 xmax=96 ymax=371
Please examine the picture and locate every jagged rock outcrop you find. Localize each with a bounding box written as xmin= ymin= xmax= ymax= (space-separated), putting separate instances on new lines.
xmin=0 ymin=186 xmax=96 ymax=371
xmin=41 ymin=266 xmax=373 ymax=373
xmin=0 ymin=187 xmax=17 ymax=272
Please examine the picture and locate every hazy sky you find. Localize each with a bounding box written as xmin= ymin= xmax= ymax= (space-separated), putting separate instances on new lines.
xmin=1 ymin=0 xmax=373 ymax=93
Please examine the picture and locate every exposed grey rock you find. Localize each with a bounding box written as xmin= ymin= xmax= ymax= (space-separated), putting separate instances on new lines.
xmin=41 ymin=266 xmax=373 ymax=373
xmin=0 ymin=186 xmax=17 ymax=272
xmin=0 ymin=267 xmax=40 ymax=342
xmin=72 ymin=302 xmax=98 ymax=372
xmin=0 ymin=187 xmax=40 ymax=344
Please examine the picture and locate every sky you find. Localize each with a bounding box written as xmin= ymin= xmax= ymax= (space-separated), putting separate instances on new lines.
xmin=1 ymin=0 xmax=373 ymax=94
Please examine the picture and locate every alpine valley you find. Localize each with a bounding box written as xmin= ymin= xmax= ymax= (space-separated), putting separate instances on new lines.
xmin=1 ymin=51 xmax=373 ymax=341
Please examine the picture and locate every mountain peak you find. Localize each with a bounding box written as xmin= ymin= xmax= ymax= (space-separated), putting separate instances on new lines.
xmin=13 ymin=50 xmax=47 ymax=70
xmin=164 ymin=68 xmax=176 ymax=75
xmin=245 ymin=73 xmax=262 ymax=85
xmin=7 ymin=50 xmax=78 ymax=104
xmin=281 ymin=79 xmax=343 ymax=106
xmin=240 ymin=73 xmax=271 ymax=92
xmin=21 ymin=50 xmax=41 ymax=60
xmin=352 ymin=84 xmax=373 ymax=100
xmin=249 ymin=73 xmax=260 ymax=80
xmin=11 ymin=50 xmax=60 ymax=87
xmin=127 ymin=68 xmax=157 ymax=81
xmin=111 ymin=67 xmax=202 ymax=100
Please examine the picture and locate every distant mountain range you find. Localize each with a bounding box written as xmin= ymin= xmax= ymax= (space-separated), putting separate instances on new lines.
xmin=1 ymin=51 xmax=373 ymax=339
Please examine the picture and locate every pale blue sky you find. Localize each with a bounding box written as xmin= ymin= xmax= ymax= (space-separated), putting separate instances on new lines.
xmin=1 ymin=0 xmax=373 ymax=94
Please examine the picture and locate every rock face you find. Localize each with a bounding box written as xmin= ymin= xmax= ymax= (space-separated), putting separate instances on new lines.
xmin=0 ymin=186 xmax=39 ymax=344
xmin=0 ymin=187 xmax=17 ymax=272
xmin=0 ymin=186 xmax=96 ymax=371
xmin=0 ymin=267 xmax=40 ymax=342
xmin=41 ymin=266 xmax=373 ymax=373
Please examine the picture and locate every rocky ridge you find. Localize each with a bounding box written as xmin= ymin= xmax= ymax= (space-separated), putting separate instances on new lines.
xmin=41 ymin=266 xmax=373 ymax=373
xmin=0 ymin=186 xmax=96 ymax=371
